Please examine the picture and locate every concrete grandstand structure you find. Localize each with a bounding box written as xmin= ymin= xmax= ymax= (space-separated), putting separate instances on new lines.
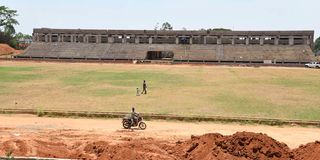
xmin=18 ymin=28 xmax=316 ymax=63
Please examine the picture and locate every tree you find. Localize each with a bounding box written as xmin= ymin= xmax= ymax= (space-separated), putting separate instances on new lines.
xmin=0 ymin=5 xmax=19 ymax=35
xmin=15 ymin=32 xmax=32 ymax=40
xmin=154 ymin=22 xmax=159 ymax=30
xmin=160 ymin=22 xmax=173 ymax=31
xmin=314 ymin=36 xmax=320 ymax=55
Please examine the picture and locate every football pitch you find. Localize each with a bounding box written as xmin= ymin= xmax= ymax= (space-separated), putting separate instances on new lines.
xmin=1 ymin=61 xmax=320 ymax=120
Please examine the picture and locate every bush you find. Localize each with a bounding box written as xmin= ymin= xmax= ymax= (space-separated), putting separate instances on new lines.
xmin=0 ymin=32 xmax=17 ymax=49
xmin=36 ymin=107 xmax=44 ymax=117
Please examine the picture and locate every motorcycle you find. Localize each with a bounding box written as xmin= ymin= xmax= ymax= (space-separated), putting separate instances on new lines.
xmin=122 ymin=114 xmax=147 ymax=130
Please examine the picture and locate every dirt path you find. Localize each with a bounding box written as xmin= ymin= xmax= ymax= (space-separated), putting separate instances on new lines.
xmin=0 ymin=114 xmax=319 ymax=149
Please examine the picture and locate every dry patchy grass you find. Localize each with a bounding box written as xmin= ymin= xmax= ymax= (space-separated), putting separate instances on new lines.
xmin=0 ymin=61 xmax=320 ymax=120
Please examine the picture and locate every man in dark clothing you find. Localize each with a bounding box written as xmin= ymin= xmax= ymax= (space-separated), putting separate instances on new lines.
xmin=131 ymin=107 xmax=139 ymax=125
xmin=141 ymin=80 xmax=147 ymax=94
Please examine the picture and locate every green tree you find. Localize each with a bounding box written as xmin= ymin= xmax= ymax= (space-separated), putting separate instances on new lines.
xmin=0 ymin=5 xmax=19 ymax=35
xmin=15 ymin=32 xmax=32 ymax=40
xmin=314 ymin=36 xmax=320 ymax=55
xmin=160 ymin=22 xmax=173 ymax=31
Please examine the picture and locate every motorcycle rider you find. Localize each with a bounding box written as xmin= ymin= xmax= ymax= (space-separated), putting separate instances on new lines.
xmin=131 ymin=107 xmax=139 ymax=125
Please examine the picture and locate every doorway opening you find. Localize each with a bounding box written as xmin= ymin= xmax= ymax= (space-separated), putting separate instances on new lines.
xmin=146 ymin=51 xmax=174 ymax=60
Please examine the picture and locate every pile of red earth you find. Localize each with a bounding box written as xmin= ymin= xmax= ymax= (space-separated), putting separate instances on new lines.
xmin=1 ymin=132 xmax=320 ymax=160
xmin=175 ymin=132 xmax=293 ymax=160
xmin=0 ymin=43 xmax=22 ymax=55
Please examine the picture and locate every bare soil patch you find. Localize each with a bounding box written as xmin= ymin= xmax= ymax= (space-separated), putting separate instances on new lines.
xmin=0 ymin=44 xmax=22 ymax=56
xmin=0 ymin=115 xmax=320 ymax=159
xmin=1 ymin=130 xmax=320 ymax=160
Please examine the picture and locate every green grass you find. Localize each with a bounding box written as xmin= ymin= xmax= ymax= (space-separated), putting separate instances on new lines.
xmin=0 ymin=66 xmax=41 ymax=83
xmin=1 ymin=62 xmax=320 ymax=121
xmin=63 ymin=70 xmax=194 ymax=87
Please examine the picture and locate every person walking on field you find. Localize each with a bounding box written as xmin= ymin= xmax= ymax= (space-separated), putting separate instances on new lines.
xmin=141 ymin=80 xmax=147 ymax=94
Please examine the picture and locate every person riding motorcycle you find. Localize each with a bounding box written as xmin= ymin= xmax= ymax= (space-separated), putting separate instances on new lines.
xmin=122 ymin=107 xmax=147 ymax=130
xmin=131 ymin=107 xmax=139 ymax=125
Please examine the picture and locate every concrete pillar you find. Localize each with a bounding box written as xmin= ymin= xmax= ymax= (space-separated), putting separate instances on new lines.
xmin=245 ymin=37 xmax=250 ymax=45
xmin=189 ymin=36 xmax=193 ymax=44
xmin=58 ymin=35 xmax=61 ymax=42
xmin=61 ymin=35 xmax=64 ymax=42
xmin=232 ymin=37 xmax=235 ymax=45
xmin=96 ymin=35 xmax=101 ymax=43
xmin=149 ymin=37 xmax=153 ymax=44
xmin=260 ymin=36 xmax=264 ymax=45
xmin=108 ymin=36 xmax=114 ymax=43
xmin=122 ymin=35 xmax=126 ymax=43
xmin=36 ymin=34 xmax=39 ymax=42
xmin=274 ymin=37 xmax=279 ymax=45
xmin=49 ymin=34 xmax=52 ymax=42
xmin=135 ymin=36 xmax=140 ymax=44
xmin=176 ymin=37 xmax=179 ymax=44
xmin=203 ymin=36 xmax=207 ymax=44
xmin=217 ymin=37 xmax=222 ymax=45
xmin=32 ymin=33 xmax=36 ymax=42
xmin=70 ymin=35 xmax=73 ymax=43
xmin=84 ymin=35 xmax=87 ymax=43
xmin=45 ymin=34 xmax=48 ymax=42
xmin=306 ymin=38 xmax=311 ymax=45
xmin=289 ymin=36 xmax=294 ymax=45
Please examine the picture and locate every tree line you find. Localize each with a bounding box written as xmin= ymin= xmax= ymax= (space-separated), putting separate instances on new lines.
xmin=0 ymin=5 xmax=31 ymax=49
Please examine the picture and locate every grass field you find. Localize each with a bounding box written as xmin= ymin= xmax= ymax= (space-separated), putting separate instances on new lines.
xmin=0 ymin=61 xmax=320 ymax=120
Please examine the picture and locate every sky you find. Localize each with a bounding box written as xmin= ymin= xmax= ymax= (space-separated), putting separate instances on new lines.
xmin=1 ymin=0 xmax=319 ymax=40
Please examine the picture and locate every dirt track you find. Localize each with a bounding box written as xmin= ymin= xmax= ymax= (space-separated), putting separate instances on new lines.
xmin=0 ymin=114 xmax=320 ymax=159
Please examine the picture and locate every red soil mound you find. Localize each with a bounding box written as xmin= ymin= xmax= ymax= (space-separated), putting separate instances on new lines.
xmin=0 ymin=43 xmax=22 ymax=55
xmin=81 ymin=138 xmax=176 ymax=160
xmin=293 ymin=141 xmax=320 ymax=160
xmin=0 ymin=131 xmax=320 ymax=160
xmin=175 ymin=132 xmax=293 ymax=160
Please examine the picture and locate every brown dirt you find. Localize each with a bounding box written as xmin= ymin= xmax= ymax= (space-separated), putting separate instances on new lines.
xmin=175 ymin=132 xmax=294 ymax=160
xmin=1 ymin=131 xmax=320 ymax=160
xmin=293 ymin=141 xmax=320 ymax=160
xmin=0 ymin=43 xmax=22 ymax=55
xmin=0 ymin=115 xmax=320 ymax=159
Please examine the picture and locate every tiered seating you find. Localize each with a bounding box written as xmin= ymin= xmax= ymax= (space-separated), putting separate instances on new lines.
xmin=20 ymin=42 xmax=315 ymax=62
xmin=223 ymin=45 xmax=315 ymax=62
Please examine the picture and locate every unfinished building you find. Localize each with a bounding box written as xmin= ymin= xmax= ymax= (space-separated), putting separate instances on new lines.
xmin=18 ymin=28 xmax=315 ymax=63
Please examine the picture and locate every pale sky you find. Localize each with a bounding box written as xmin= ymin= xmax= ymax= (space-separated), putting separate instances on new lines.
xmin=2 ymin=0 xmax=319 ymax=40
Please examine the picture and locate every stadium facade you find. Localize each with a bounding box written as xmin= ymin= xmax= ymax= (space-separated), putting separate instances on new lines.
xmin=18 ymin=28 xmax=315 ymax=63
